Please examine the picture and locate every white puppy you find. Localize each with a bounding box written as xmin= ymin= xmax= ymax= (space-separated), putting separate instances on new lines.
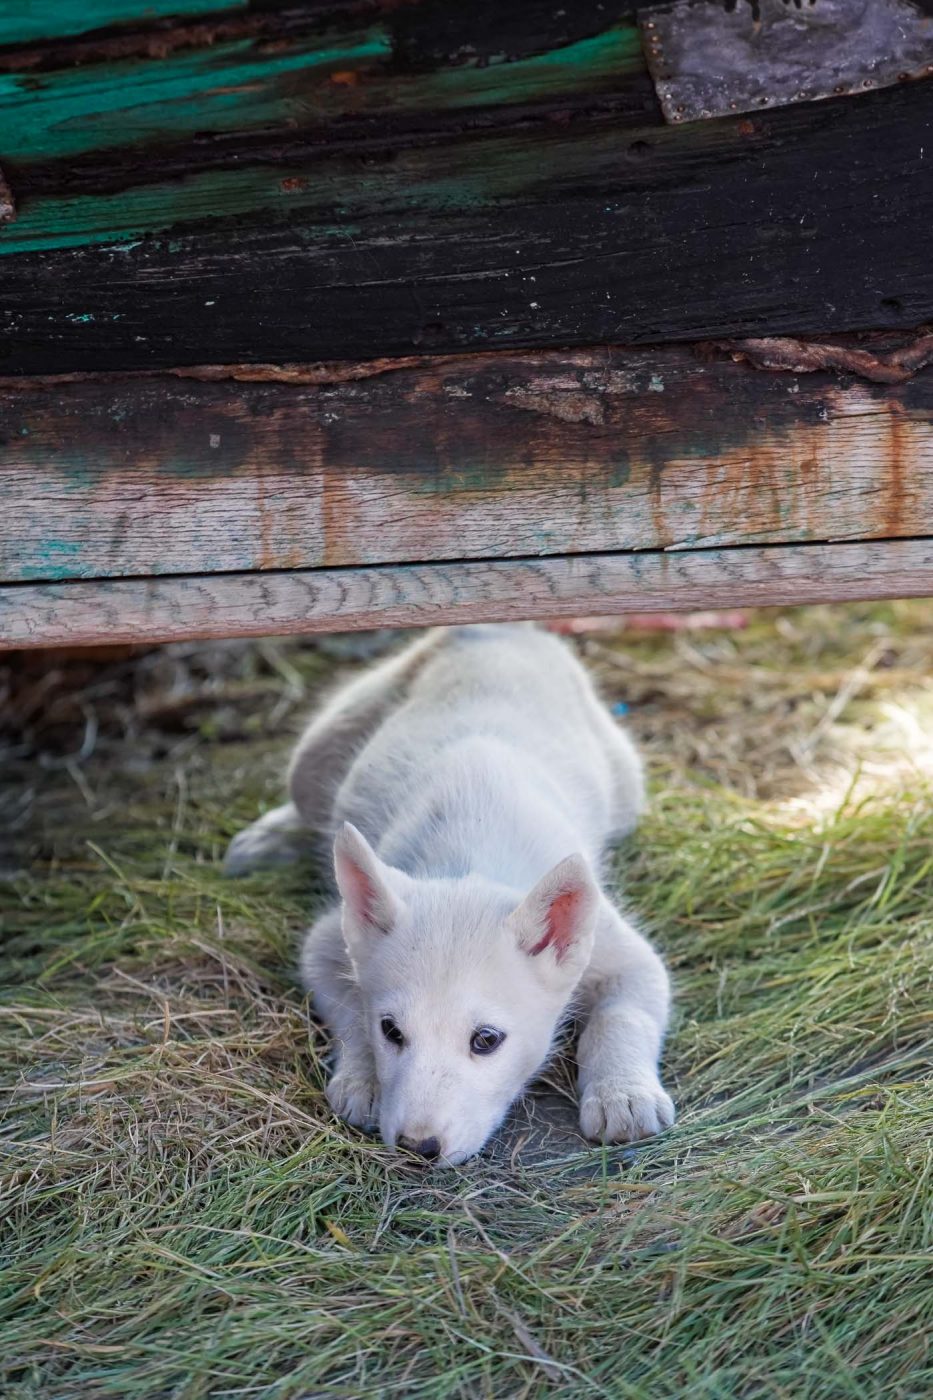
xmin=226 ymin=624 xmax=673 ymax=1165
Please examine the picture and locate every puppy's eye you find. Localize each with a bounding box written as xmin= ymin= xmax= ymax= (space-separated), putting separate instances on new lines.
xmin=470 ymin=1026 xmax=505 ymax=1056
xmin=380 ymin=1016 xmax=405 ymax=1048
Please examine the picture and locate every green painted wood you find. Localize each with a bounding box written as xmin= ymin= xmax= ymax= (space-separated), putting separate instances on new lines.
xmin=0 ymin=21 xmax=641 ymax=167
xmin=0 ymin=117 xmax=646 ymax=256
xmin=0 ymin=6 xmax=650 ymax=257
xmin=0 ymin=2 xmax=246 ymax=47
xmin=1 ymin=28 xmax=391 ymax=164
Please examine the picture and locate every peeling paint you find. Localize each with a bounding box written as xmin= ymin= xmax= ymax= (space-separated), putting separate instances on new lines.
xmin=712 ymin=333 xmax=933 ymax=384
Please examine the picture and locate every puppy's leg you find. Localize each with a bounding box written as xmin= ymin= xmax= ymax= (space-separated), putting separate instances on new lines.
xmin=287 ymin=659 xmax=408 ymax=826
xmin=602 ymin=722 xmax=646 ymax=840
xmin=577 ymin=906 xmax=674 ymax=1143
xmin=301 ymin=909 xmax=379 ymax=1130
xmin=225 ymin=630 xmax=443 ymax=876
xmin=224 ymin=670 xmax=399 ymax=876
xmin=223 ymin=800 xmax=307 ymax=876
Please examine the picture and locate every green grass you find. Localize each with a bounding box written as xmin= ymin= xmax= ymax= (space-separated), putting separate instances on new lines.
xmin=1 ymin=606 xmax=932 ymax=1398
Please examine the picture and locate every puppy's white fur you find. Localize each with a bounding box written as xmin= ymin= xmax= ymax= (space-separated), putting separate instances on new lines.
xmin=226 ymin=624 xmax=673 ymax=1164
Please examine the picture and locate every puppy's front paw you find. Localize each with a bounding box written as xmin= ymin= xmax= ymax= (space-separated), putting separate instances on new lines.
xmin=326 ymin=1063 xmax=380 ymax=1130
xmin=579 ymin=1076 xmax=675 ymax=1144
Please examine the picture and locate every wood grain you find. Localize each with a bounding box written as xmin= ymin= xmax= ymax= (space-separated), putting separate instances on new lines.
xmin=0 ymin=0 xmax=930 ymax=374
xmin=3 ymin=345 xmax=931 ymax=583
xmin=4 ymin=539 xmax=932 ymax=649
xmin=0 ymin=2 xmax=246 ymax=47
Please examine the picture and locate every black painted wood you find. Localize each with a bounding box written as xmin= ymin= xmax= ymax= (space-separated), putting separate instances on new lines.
xmin=0 ymin=1 xmax=931 ymax=375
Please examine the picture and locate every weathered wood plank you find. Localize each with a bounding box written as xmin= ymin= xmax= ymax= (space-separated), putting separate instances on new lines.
xmin=3 ymin=539 xmax=932 ymax=649
xmin=0 ymin=0 xmax=930 ymax=374
xmin=0 ymin=4 xmax=653 ymax=260
xmin=0 ymin=116 xmax=660 ymax=259
xmin=2 ymin=345 xmax=931 ymax=583
xmin=0 ymin=1 xmax=245 ymax=48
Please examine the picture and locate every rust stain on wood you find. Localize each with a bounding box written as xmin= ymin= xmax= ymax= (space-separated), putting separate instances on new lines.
xmin=3 ymin=343 xmax=931 ymax=587
xmin=250 ymin=414 xmax=324 ymax=574
xmin=879 ymin=402 xmax=920 ymax=541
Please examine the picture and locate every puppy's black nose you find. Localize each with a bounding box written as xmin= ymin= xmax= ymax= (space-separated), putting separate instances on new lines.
xmin=399 ymin=1135 xmax=441 ymax=1161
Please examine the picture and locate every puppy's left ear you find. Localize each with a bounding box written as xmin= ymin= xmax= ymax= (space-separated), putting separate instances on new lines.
xmin=508 ymin=854 xmax=599 ymax=976
xmin=334 ymin=823 xmax=407 ymax=951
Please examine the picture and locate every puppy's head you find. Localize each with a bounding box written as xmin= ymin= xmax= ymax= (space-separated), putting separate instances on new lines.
xmin=333 ymin=822 xmax=598 ymax=1165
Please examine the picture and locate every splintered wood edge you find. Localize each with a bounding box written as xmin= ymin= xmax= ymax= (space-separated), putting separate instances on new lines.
xmin=3 ymin=539 xmax=931 ymax=649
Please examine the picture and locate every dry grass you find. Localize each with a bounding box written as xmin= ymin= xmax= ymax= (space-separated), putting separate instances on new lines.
xmin=1 ymin=602 xmax=931 ymax=1398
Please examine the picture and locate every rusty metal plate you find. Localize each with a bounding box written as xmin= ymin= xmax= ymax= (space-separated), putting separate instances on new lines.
xmin=641 ymin=0 xmax=933 ymax=124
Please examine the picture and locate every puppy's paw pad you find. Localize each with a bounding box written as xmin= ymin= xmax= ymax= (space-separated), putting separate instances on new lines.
xmin=579 ymin=1078 xmax=675 ymax=1144
xmin=326 ymin=1067 xmax=380 ymax=1130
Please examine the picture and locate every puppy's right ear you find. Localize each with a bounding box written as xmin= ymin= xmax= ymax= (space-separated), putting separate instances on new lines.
xmin=508 ymin=853 xmax=598 ymax=981
xmin=334 ymin=823 xmax=403 ymax=948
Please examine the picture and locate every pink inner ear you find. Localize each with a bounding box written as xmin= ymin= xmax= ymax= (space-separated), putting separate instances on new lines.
xmin=339 ymin=857 xmax=391 ymax=933
xmin=529 ymin=887 xmax=585 ymax=962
